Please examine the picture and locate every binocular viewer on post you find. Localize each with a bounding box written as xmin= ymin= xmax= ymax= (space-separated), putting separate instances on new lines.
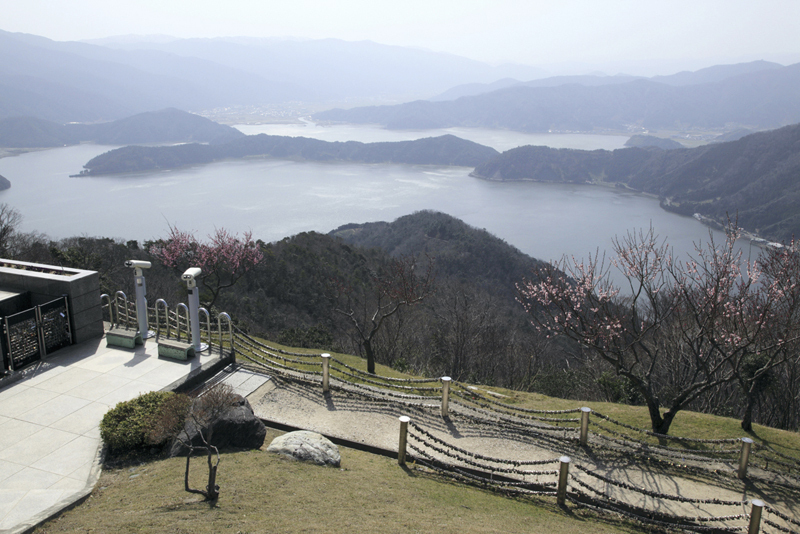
xmin=182 ymin=267 xmax=202 ymax=289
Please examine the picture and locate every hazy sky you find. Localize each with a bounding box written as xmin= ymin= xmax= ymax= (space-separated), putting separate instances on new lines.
xmin=3 ymin=0 xmax=799 ymax=74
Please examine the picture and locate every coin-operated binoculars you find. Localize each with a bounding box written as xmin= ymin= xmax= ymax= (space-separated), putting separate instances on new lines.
xmin=182 ymin=267 xmax=208 ymax=352
xmin=124 ymin=260 xmax=154 ymax=338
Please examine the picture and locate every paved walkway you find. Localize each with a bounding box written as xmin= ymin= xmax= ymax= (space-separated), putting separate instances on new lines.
xmin=0 ymin=335 xmax=220 ymax=533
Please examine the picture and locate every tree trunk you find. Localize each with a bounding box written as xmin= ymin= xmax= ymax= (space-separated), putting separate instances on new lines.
xmin=645 ymin=395 xmax=679 ymax=435
xmin=206 ymin=450 xmax=219 ymax=501
xmin=645 ymin=397 xmax=667 ymax=434
xmin=364 ymin=338 xmax=376 ymax=374
xmin=741 ymin=395 xmax=756 ymax=432
xmin=654 ymin=409 xmax=677 ymax=436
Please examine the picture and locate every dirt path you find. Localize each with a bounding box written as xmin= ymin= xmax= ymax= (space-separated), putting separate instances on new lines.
xmin=247 ymin=373 xmax=799 ymax=531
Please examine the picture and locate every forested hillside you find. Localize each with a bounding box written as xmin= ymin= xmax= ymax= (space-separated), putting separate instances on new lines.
xmin=5 ymin=210 xmax=799 ymax=431
xmin=0 ymin=108 xmax=243 ymax=148
xmin=472 ymin=123 xmax=800 ymax=242
xmin=78 ymin=134 xmax=499 ymax=175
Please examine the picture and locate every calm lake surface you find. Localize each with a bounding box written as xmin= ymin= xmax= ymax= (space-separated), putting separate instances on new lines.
xmin=0 ymin=126 xmax=737 ymax=271
xmin=234 ymin=121 xmax=630 ymax=152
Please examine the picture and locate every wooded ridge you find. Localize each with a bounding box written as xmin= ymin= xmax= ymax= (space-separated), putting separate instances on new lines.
xmin=471 ymin=123 xmax=800 ymax=243
xmin=0 ymin=108 xmax=243 ymax=148
xmin=77 ymin=133 xmax=500 ymax=175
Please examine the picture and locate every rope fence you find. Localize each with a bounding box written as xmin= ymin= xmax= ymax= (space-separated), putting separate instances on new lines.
xmin=229 ymin=331 xmax=800 ymax=533
xmin=400 ymin=418 xmax=796 ymax=534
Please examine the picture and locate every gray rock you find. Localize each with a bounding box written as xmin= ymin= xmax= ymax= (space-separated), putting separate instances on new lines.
xmin=266 ymin=431 xmax=341 ymax=467
xmin=169 ymin=394 xmax=266 ymax=457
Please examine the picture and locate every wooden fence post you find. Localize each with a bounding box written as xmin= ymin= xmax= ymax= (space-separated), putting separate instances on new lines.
xmin=398 ymin=416 xmax=410 ymax=466
xmin=748 ymin=499 xmax=763 ymax=534
xmin=738 ymin=437 xmax=754 ymax=479
xmin=579 ymin=407 xmax=591 ymax=446
xmin=557 ymin=456 xmax=570 ymax=505
xmin=321 ymin=353 xmax=331 ymax=393
xmin=441 ymin=376 xmax=451 ymax=417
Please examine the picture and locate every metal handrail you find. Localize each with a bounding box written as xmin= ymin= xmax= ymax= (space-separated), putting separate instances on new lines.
xmin=100 ymin=293 xmax=114 ymax=327
xmin=176 ymin=303 xmax=189 ymax=343
xmin=114 ymin=291 xmax=130 ymax=329
xmin=199 ymin=307 xmax=212 ymax=349
xmin=218 ymin=312 xmax=233 ymax=357
xmin=154 ymin=299 xmax=169 ymax=340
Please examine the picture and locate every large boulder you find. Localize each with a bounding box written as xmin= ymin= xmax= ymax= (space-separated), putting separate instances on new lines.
xmin=169 ymin=394 xmax=266 ymax=457
xmin=266 ymin=431 xmax=341 ymax=467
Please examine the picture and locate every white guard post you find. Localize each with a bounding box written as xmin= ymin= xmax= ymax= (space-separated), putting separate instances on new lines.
xmin=125 ymin=260 xmax=154 ymax=338
xmin=182 ymin=267 xmax=208 ymax=352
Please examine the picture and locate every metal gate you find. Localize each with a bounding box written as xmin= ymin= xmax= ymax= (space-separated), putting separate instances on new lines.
xmin=1 ymin=296 xmax=72 ymax=372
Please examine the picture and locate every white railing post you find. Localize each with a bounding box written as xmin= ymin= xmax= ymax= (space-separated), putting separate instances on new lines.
xmin=557 ymin=456 xmax=571 ymax=505
xmin=322 ymin=353 xmax=331 ymax=393
xmin=441 ymin=376 xmax=451 ymax=417
xmin=748 ymin=499 xmax=764 ymax=534
xmin=398 ymin=416 xmax=410 ymax=466
xmin=739 ymin=437 xmax=754 ymax=479
xmin=579 ymin=407 xmax=591 ymax=446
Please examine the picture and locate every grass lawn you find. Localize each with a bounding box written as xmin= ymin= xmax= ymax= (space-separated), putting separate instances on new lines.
xmin=33 ymin=338 xmax=797 ymax=533
xmin=34 ymin=428 xmax=658 ymax=534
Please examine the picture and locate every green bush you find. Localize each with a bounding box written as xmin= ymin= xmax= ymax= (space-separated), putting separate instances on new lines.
xmin=100 ymin=391 xmax=178 ymax=453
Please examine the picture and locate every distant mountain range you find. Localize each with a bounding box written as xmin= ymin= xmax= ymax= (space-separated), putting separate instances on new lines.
xmin=0 ymin=29 xmax=546 ymax=123
xmin=316 ymin=61 xmax=800 ymax=132
xmin=78 ymin=133 xmax=500 ymax=176
xmin=0 ymin=108 xmax=244 ymax=147
xmin=471 ymin=124 xmax=800 ymax=242
xmin=430 ymin=60 xmax=783 ymax=101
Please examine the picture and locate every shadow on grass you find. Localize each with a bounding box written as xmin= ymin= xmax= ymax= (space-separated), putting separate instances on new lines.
xmin=747 ymin=427 xmax=800 ymax=455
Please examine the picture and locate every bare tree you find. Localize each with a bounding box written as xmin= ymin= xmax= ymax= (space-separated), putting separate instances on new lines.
xmin=0 ymin=203 xmax=22 ymax=257
xmin=333 ymin=254 xmax=435 ymax=374
xmin=148 ymin=384 xmax=239 ymax=501
xmin=728 ymin=242 xmax=800 ymax=430
xmin=517 ymin=225 xmax=800 ymax=435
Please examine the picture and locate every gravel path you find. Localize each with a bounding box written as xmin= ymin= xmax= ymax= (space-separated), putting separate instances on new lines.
xmin=248 ymin=373 xmax=800 ymax=531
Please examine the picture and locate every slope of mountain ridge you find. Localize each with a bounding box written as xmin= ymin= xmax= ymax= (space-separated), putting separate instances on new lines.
xmin=0 ymin=108 xmax=244 ymax=147
xmin=317 ymin=62 xmax=800 ymax=132
xmin=471 ymin=123 xmax=800 ymax=242
xmin=429 ymin=61 xmax=782 ymax=102
xmin=78 ymin=133 xmax=500 ymax=175
xmin=0 ymin=30 xmax=281 ymax=122
xmin=329 ymin=210 xmax=546 ymax=303
xmin=0 ymin=29 xmax=548 ymax=122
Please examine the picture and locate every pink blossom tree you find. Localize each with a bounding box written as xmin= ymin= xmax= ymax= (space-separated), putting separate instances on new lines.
xmin=148 ymin=226 xmax=263 ymax=309
xmin=517 ymin=224 xmax=800 ymax=434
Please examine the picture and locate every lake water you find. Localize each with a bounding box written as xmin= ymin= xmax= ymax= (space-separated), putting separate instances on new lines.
xmin=0 ymin=126 xmax=742 ymax=272
xmin=234 ymin=121 xmax=630 ymax=153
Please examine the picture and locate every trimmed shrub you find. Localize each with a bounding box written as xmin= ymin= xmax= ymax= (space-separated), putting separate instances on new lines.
xmin=100 ymin=391 xmax=181 ymax=453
